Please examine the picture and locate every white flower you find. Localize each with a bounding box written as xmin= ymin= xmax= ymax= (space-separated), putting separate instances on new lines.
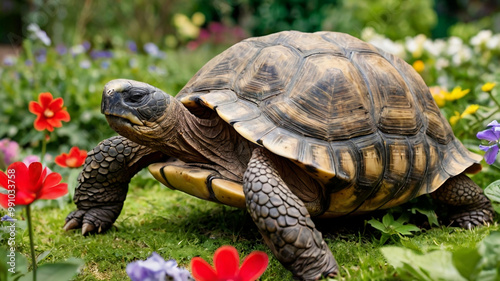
xmin=452 ymin=46 xmax=472 ymax=66
xmin=470 ymin=30 xmax=493 ymax=46
xmin=435 ymin=58 xmax=449 ymax=70
xmin=446 ymin=36 xmax=464 ymax=56
xmin=368 ymin=37 xmax=406 ymax=58
xmin=405 ymin=34 xmax=427 ymax=58
xmin=486 ymin=34 xmax=500 ymax=50
xmin=71 ymin=45 xmax=86 ymax=55
xmin=27 ymin=23 xmax=51 ymax=46
xmin=423 ymin=39 xmax=446 ymax=57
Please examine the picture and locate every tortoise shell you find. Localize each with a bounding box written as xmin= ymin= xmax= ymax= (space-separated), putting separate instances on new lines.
xmin=154 ymin=31 xmax=481 ymax=217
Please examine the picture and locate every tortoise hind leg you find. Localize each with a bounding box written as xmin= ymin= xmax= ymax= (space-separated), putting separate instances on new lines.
xmin=431 ymin=173 xmax=494 ymax=229
xmin=243 ymin=148 xmax=338 ymax=280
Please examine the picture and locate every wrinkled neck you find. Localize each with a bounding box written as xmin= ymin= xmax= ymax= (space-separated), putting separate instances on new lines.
xmin=150 ymin=99 xmax=211 ymax=162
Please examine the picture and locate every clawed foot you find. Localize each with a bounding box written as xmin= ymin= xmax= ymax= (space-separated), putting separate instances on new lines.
xmin=64 ymin=204 xmax=123 ymax=235
xmin=450 ymin=207 xmax=494 ymax=230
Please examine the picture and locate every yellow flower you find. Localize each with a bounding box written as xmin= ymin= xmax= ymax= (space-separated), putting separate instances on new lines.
xmin=444 ymin=86 xmax=470 ymax=101
xmin=412 ymin=60 xmax=425 ymax=73
xmin=429 ymin=86 xmax=446 ymax=107
xmin=461 ymin=104 xmax=479 ymax=118
xmin=481 ymin=82 xmax=496 ymax=92
xmin=449 ymin=104 xmax=479 ymax=126
xmin=449 ymin=111 xmax=461 ymax=126
xmin=191 ymin=12 xmax=206 ymax=26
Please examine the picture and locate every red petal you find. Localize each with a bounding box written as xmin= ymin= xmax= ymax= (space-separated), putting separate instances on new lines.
xmin=0 ymin=193 xmax=8 ymax=209
xmin=48 ymin=97 xmax=64 ymax=111
xmin=38 ymin=183 xmax=68 ymax=200
xmin=9 ymin=162 xmax=29 ymax=193
xmin=191 ymin=257 xmax=218 ymax=281
xmin=238 ymin=251 xmax=269 ymax=281
xmin=42 ymin=172 xmax=62 ymax=188
xmin=14 ymin=189 xmax=36 ymax=205
xmin=46 ymin=117 xmax=63 ymax=128
xmin=0 ymin=170 xmax=7 ymax=190
xmin=28 ymin=162 xmax=45 ymax=193
xmin=68 ymin=147 xmax=79 ymax=157
xmin=38 ymin=92 xmax=53 ymax=108
xmin=29 ymin=101 xmax=43 ymax=114
xmin=54 ymin=110 xmax=70 ymax=122
xmin=33 ymin=116 xmax=51 ymax=131
xmin=55 ymin=154 xmax=68 ymax=167
xmin=214 ymin=245 xmax=240 ymax=278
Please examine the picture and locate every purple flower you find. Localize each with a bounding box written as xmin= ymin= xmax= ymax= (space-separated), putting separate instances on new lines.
xmin=3 ymin=56 xmax=15 ymax=66
xmin=1 ymin=215 xmax=15 ymax=222
xmin=143 ymin=43 xmax=166 ymax=58
xmin=0 ymin=139 xmax=19 ymax=165
xmin=35 ymin=48 xmax=47 ymax=63
xmin=90 ymin=50 xmax=113 ymax=60
xmin=127 ymin=40 xmax=138 ymax=53
xmin=56 ymin=44 xmax=67 ymax=55
xmin=82 ymin=41 xmax=91 ymax=51
xmin=101 ymin=61 xmax=110 ymax=69
xmin=477 ymin=120 xmax=500 ymax=164
xmin=126 ymin=252 xmax=192 ymax=281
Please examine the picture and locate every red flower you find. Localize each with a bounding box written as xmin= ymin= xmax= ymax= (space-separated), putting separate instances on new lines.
xmin=191 ymin=245 xmax=268 ymax=281
xmin=29 ymin=92 xmax=70 ymax=132
xmin=55 ymin=147 xmax=87 ymax=168
xmin=0 ymin=162 xmax=68 ymax=208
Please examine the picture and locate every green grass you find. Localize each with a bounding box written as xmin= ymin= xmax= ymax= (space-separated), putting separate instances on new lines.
xmin=12 ymin=174 xmax=500 ymax=281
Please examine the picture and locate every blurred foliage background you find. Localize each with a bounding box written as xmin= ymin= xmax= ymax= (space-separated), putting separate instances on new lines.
xmin=1 ymin=0 xmax=500 ymax=180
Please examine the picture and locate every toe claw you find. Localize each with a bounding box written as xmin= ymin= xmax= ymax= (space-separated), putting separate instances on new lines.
xmin=63 ymin=219 xmax=80 ymax=231
xmin=82 ymin=223 xmax=96 ymax=235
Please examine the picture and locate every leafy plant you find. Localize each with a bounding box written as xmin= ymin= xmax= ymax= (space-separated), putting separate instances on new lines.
xmin=484 ymin=180 xmax=500 ymax=214
xmin=382 ymin=231 xmax=500 ymax=281
xmin=367 ymin=213 xmax=421 ymax=245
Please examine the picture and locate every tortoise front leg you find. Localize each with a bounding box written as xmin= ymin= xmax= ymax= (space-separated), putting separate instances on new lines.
xmin=432 ymin=173 xmax=494 ymax=229
xmin=64 ymin=136 xmax=167 ymax=235
xmin=243 ymin=148 xmax=338 ymax=280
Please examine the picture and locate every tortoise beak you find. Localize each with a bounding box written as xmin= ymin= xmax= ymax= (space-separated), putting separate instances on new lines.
xmin=102 ymin=79 xmax=144 ymax=126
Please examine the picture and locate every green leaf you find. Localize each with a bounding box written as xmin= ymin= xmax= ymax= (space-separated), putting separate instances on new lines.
xmin=394 ymin=224 xmax=421 ymax=236
xmin=367 ymin=219 xmax=387 ymax=233
xmin=382 ymin=213 xmax=394 ymax=227
xmin=18 ymin=259 xmax=83 ymax=281
xmin=452 ymin=247 xmax=482 ymax=280
xmin=381 ymin=246 xmax=467 ymax=281
xmin=485 ymin=180 xmax=500 ymax=202
xmin=36 ymin=250 xmax=51 ymax=264
xmin=485 ymin=181 xmax=500 ymax=214
xmin=412 ymin=207 xmax=440 ymax=227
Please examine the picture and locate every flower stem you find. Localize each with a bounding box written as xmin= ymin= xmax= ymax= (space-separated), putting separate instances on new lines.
xmin=487 ymin=90 xmax=500 ymax=111
xmin=40 ymin=133 xmax=48 ymax=165
xmin=26 ymin=205 xmax=37 ymax=281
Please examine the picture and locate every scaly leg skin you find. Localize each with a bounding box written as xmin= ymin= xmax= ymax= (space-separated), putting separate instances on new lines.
xmin=64 ymin=136 xmax=167 ymax=235
xmin=432 ymin=173 xmax=495 ymax=229
xmin=243 ymin=148 xmax=338 ymax=280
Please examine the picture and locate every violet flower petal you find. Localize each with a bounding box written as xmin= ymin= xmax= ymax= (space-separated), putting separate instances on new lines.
xmin=1 ymin=215 xmax=15 ymax=222
xmin=480 ymin=144 xmax=499 ymax=164
xmin=477 ymin=128 xmax=500 ymax=142
xmin=487 ymin=120 xmax=500 ymax=128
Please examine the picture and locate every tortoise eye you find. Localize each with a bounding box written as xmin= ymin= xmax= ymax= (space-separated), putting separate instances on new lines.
xmin=124 ymin=92 xmax=146 ymax=105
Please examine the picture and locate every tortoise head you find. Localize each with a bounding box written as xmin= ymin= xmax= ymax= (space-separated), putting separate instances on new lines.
xmin=101 ymin=79 xmax=171 ymax=144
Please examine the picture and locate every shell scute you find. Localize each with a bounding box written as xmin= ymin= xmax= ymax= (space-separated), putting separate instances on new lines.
xmin=236 ymin=45 xmax=301 ymax=103
xmin=351 ymin=52 xmax=422 ymax=135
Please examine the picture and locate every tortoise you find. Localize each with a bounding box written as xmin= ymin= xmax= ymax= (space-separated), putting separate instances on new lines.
xmin=64 ymin=31 xmax=494 ymax=280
